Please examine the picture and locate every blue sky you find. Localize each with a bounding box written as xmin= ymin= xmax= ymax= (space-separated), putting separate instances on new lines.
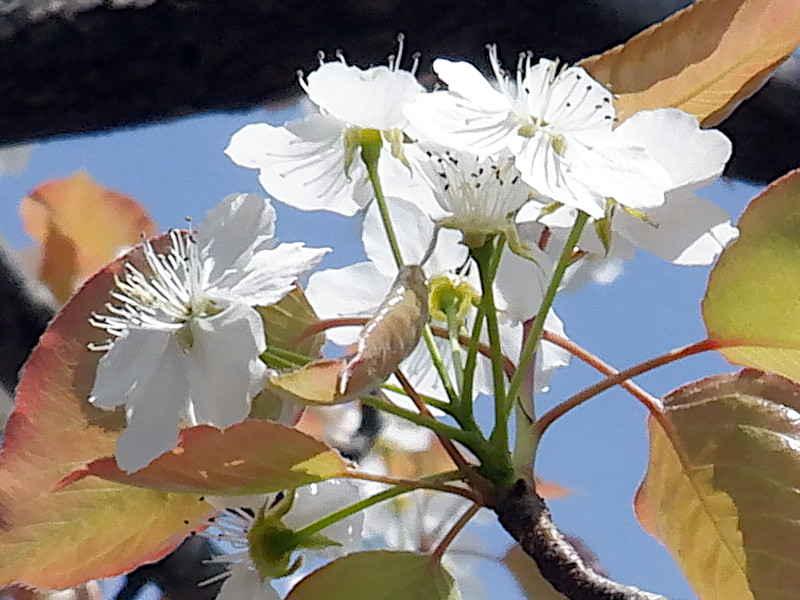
xmin=0 ymin=105 xmax=764 ymax=599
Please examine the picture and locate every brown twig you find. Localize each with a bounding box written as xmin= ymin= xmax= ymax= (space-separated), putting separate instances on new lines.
xmin=430 ymin=503 xmax=481 ymax=562
xmin=535 ymin=339 xmax=717 ymax=436
xmin=492 ymin=480 xmax=669 ymax=600
xmin=541 ymin=330 xmax=661 ymax=414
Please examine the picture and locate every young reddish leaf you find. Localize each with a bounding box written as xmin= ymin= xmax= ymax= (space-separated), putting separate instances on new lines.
xmin=703 ymin=169 xmax=800 ymax=382
xmin=0 ymin=237 xmax=211 ymax=590
xmin=70 ymin=420 xmax=347 ymax=495
xmin=285 ymin=551 xmax=461 ymax=600
xmin=581 ymin=0 xmax=800 ymax=126
xmin=637 ymin=369 xmax=800 ymax=600
xmin=20 ymin=172 xmax=156 ymax=302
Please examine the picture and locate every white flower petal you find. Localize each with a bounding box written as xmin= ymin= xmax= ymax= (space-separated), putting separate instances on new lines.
xmin=615 ymin=108 xmax=732 ymax=192
xmin=186 ymin=304 xmax=268 ymax=428
xmin=90 ymin=327 xmax=172 ymax=410
xmin=362 ymin=196 xmax=469 ymax=279
xmin=305 ymin=62 xmax=424 ymax=130
xmin=217 ymin=563 xmax=279 ymax=600
xmin=284 ymin=480 xmax=364 ymax=554
xmin=536 ymin=311 xmax=571 ymax=393
xmin=362 ymin=196 xmax=437 ymax=274
xmin=114 ymin=337 xmax=190 ymax=473
xmin=198 ymin=194 xmax=277 ymax=284
xmin=565 ymin=137 xmax=671 ymax=212
xmin=432 ymin=59 xmax=509 ymax=111
xmin=616 ymin=193 xmax=739 ymax=265
xmin=379 ymin=415 xmax=435 ymax=452
xmin=405 ymin=85 xmax=514 ymax=157
xmin=218 ymin=242 xmax=329 ymax=306
xmin=225 ymin=117 xmax=366 ymax=216
xmin=494 ymin=246 xmax=552 ymax=323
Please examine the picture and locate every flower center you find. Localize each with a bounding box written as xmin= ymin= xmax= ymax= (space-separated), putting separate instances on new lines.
xmin=89 ymin=230 xmax=216 ymax=350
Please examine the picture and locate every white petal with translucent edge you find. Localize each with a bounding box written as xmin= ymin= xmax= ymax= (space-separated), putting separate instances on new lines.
xmin=90 ymin=327 xmax=172 ymax=410
xmin=198 ymin=194 xmax=278 ymax=284
xmin=362 ymin=196 xmax=467 ymax=276
xmin=493 ymin=246 xmax=552 ymax=323
xmin=614 ymin=109 xmax=732 ymax=192
xmin=536 ymin=311 xmax=571 ymax=393
xmin=615 ymin=193 xmax=739 ymax=265
xmin=216 ymin=242 xmax=329 ymax=306
xmin=225 ymin=117 xmax=365 ymax=216
xmin=305 ymin=62 xmax=424 ymax=130
xmin=284 ymin=480 xmax=364 ymax=554
xmin=217 ymin=563 xmax=279 ymax=600
xmin=186 ymin=304 xmax=267 ymax=427
xmin=432 ymin=59 xmax=510 ymax=111
xmin=405 ymin=90 xmax=515 ymax=157
xmin=114 ymin=338 xmax=190 ymax=472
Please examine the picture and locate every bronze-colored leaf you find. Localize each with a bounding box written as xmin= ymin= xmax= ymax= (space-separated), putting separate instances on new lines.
xmin=637 ymin=369 xmax=800 ymax=600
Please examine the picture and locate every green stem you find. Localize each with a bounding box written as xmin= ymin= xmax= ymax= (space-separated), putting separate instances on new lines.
xmin=422 ymin=325 xmax=460 ymax=405
xmin=447 ymin=310 xmax=465 ymax=391
xmin=363 ymin=137 xmax=404 ymax=269
xmin=472 ymin=240 xmax=509 ymax=448
xmin=506 ymin=211 xmax=589 ymax=405
xmin=360 ymin=394 xmax=481 ymax=451
xmin=361 ymin=134 xmax=460 ymax=406
xmin=261 ymin=346 xmax=313 ymax=368
xmin=292 ymin=486 xmax=413 ymax=541
xmin=381 ymin=383 xmax=453 ymax=415
xmin=461 ymin=238 xmax=505 ymax=410
xmin=293 ymin=471 xmax=472 ymax=543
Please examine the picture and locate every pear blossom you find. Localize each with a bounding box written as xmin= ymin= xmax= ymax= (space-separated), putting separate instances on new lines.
xmin=405 ymin=48 xmax=672 ymax=219
xmin=410 ymin=146 xmax=532 ymax=250
xmin=89 ymin=194 xmax=329 ymax=472
xmin=519 ymin=109 xmax=738 ymax=266
xmin=226 ymin=41 xmax=426 ymax=216
xmin=203 ymin=481 xmax=363 ymax=600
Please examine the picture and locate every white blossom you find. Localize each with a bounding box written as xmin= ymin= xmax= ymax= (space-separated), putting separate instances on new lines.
xmin=89 ymin=194 xmax=329 ymax=472
xmin=405 ymin=48 xmax=672 ymax=218
xmin=226 ymin=42 xmax=425 ymax=216
xmin=411 ymin=146 xmax=531 ymax=243
xmin=519 ymin=109 xmax=738 ymax=265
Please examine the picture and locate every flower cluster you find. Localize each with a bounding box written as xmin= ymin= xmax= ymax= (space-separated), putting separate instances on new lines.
xmin=228 ymin=44 xmax=736 ymax=268
xmin=81 ymin=37 xmax=740 ymax=600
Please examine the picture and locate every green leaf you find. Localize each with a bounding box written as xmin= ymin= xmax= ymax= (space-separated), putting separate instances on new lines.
xmin=256 ymin=285 xmax=325 ymax=361
xmin=636 ymin=369 xmax=800 ymax=600
xmin=69 ymin=420 xmax=347 ymax=494
xmin=285 ymin=551 xmax=462 ymax=600
xmin=703 ymin=169 xmax=800 ymax=382
xmin=253 ymin=286 xmax=325 ymax=419
xmin=582 ymin=0 xmax=800 ymax=126
xmin=0 ymin=235 xmax=211 ymax=589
